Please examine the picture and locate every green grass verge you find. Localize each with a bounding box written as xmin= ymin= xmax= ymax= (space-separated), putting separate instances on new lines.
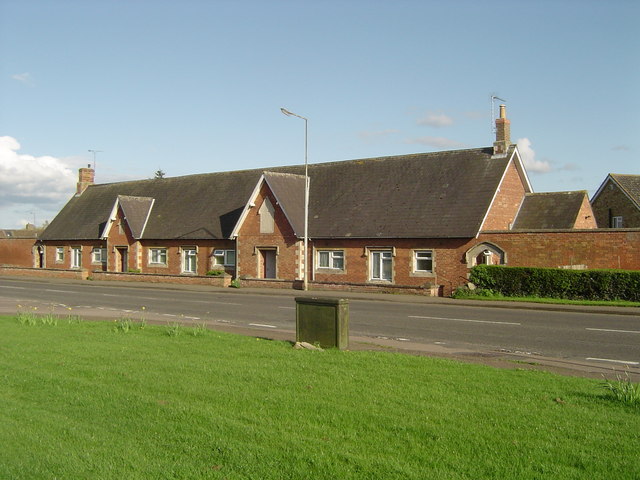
xmin=1 ymin=316 xmax=639 ymax=479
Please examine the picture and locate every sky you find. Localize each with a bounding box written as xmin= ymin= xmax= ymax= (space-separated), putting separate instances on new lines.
xmin=1 ymin=0 xmax=638 ymax=228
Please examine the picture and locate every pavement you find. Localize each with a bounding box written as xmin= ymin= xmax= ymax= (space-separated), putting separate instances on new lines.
xmin=2 ymin=275 xmax=639 ymax=380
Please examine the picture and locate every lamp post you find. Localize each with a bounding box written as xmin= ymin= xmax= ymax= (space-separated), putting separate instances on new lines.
xmin=281 ymin=107 xmax=309 ymax=291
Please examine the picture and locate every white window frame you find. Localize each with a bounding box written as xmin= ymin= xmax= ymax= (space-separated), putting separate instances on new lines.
xmin=213 ymin=249 xmax=235 ymax=266
xmin=71 ymin=247 xmax=82 ymax=269
xmin=317 ymin=250 xmax=344 ymax=270
xmin=149 ymin=247 xmax=168 ymax=265
xmin=612 ymin=216 xmax=623 ymax=228
xmin=413 ymin=250 xmax=434 ymax=273
xmin=370 ymin=250 xmax=393 ymax=282
xmin=55 ymin=247 xmax=64 ymax=263
xmin=92 ymin=247 xmax=107 ymax=264
xmin=182 ymin=247 xmax=197 ymax=274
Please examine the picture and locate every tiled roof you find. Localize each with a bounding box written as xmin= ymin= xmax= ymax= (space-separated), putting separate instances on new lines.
xmin=610 ymin=174 xmax=640 ymax=209
xmin=263 ymin=172 xmax=306 ymax=237
xmin=118 ymin=196 xmax=155 ymax=239
xmin=512 ymin=191 xmax=588 ymax=230
xmin=41 ymin=147 xmax=512 ymax=241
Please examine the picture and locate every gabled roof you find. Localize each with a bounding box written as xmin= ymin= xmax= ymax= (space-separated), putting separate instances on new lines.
xmin=101 ymin=195 xmax=155 ymax=239
xmin=41 ymin=147 xmax=514 ymax=241
xmin=591 ymin=174 xmax=640 ymax=210
xmin=231 ymin=172 xmax=306 ymax=239
xmin=512 ymin=191 xmax=588 ymax=230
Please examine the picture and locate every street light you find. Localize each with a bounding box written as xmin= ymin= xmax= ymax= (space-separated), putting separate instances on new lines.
xmin=281 ymin=107 xmax=309 ymax=291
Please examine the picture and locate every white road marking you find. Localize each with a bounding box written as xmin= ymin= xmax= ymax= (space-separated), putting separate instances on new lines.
xmin=249 ymin=323 xmax=277 ymax=329
xmin=396 ymin=338 xmax=410 ymax=342
xmin=102 ymin=294 xmax=120 ymax=297
xmin=162 ymin=314 xmax=177 ymax=317
xmin=409 ymin=315 xmax=521 ymax=326
xmin=586 ymin=328 xmax=640 ymax=334
xmin=0 ymin=285 xmax=25 ymax=289
xmin=279 ymin=306 xmax=295 ymax=310
xmin=184 ymin=316 xmax=200 ymax=320
xmin=586 ymin=357 xmax=639 ymax=366
xmin=189 ymin=300 xmax=242 ymax=306
xmin=45 ymin=289 xmax=77 ymax=293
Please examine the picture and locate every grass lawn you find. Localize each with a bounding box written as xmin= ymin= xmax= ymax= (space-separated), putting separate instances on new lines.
xmin=1 ymin=315 xmax=638 ymax=479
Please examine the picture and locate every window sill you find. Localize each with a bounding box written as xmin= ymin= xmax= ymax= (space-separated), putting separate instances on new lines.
xmin=410 ymin=271 xmax=435 ymax=278
xmin=315 ymin=268 xmax=346 ymax=275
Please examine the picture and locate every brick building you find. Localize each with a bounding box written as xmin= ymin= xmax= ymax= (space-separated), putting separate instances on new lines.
xmin=590 ymin=174 xmax=640 ymax=228
xmin=29 ymin=107 xmax=639 ymax=296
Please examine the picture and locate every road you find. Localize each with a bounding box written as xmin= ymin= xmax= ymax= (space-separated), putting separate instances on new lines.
xmin=1 ymin=277 xmax=638 ymax=377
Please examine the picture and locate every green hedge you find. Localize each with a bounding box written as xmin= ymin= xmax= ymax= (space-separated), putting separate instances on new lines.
xmin=469 ymin=265 xmax=640 ymax=302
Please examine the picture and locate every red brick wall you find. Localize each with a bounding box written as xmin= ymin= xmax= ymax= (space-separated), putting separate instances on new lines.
xmin=481 ymin=160 xmax=526 ymax=230
xmin=236 ymin=183 xmax=302 ymax=280
xmin=106 ymin=207 xmax=135 ymax=271
xmin=0 ymin=266 xmax=88 ymax=280
xmin=477 ymin=230 xmax=640 ymax=271
xmin=0 ymin=239 xmax=36 ymax=267
xmin=311 ymin=237 xmax=470 ymax=294
xmin=573 ymin=196 xmax=598 ymax=229
xmin=42 ymin=241 xmax=105 ymax=271
xmin=591 ymin=179 xmax=640 ymax=228
xmin=140 ymin=240 xmax=235 ymax=276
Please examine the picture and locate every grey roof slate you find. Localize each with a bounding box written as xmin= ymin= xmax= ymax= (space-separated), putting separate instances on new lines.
xmin=263 ymin=172 xmax=306 ymax=236
xmin=512 ymin=191 xmax=588 ymax=230
xmin=41 ymin=147 xmax=512 ymax=241
xmin=117 ymin=196 xmax=155 ymax=239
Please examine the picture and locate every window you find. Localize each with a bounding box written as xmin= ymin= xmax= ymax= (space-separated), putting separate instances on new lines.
xmin=55 ymin=247 xmax=64 ymax=263
xmin=182 ymin=247 xmax=197 ymax=274
xmin=92 ymin=247 xmax=107 ymax=264
xmin=213 ymin=249 xmax=235 ymax=266
xmin=414 ymin=250 xmax=433 ymax=273
xmin=612 ymin=216 xmax=624 ymax=228
xmin=71 ymin=247 xmax=82 ymax=269
xmin=259 ymin=198 xmax=275 ymax=234
xmin=317 ymin=250 xmax=344 ymax=270
xmin=370 ymin=250 xmax=392 ymax=281
xmin=149 ymin=248 xmax=168 ymax=265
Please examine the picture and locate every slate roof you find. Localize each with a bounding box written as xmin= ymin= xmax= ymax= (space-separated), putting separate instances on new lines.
xmin=117 ymin=196 xmax=155 ymax=239
xmin=512 ymin=191 xmax=588 ymax=230
xmin=610 ymin=174 xmax=640 ymax=209
xmin=41 ymin=147 xmax=516 ymax=241
xmin=263 ymin=172 xmax=306 ymax=236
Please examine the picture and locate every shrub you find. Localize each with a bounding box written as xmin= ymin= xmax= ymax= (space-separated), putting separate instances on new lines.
xmin=469 ymin=265 xmax=640 ymax=302
xmin=205 ymin=270 xmax=224 ymax=276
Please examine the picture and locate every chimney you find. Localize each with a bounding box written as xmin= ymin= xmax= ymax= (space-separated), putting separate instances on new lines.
xmin=493 ymin=104 xmax=511 ymax=155
xmin=76 ymin=164 xmax=95 ymax=195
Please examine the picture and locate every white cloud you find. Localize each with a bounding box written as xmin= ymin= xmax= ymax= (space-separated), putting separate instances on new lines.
xmin=11 ymin=72 xmax=34 ymax=86
xmin=516 ymin=138 xmax=552 ymax=173
xmin=405 ymin=136 xmax=467 ymax=149
xmin=0 ymin=136 xmax=77 ymax=226
xmin=417 ymin=112 xmax=454 ymax=128
xmin=612 ymin=145 xmax=631 ymax=151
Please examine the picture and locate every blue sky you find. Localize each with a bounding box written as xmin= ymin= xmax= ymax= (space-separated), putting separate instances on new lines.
xmin=1 ymin=0 xmax=638 ymax=228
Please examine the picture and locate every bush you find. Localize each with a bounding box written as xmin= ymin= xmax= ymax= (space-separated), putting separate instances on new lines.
xmin=205 ymin=270 xmax=224 ymax=276
xmin=469 ymin=265 xmax=640 ymax=302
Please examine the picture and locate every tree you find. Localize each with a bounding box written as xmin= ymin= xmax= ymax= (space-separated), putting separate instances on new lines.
xmin=154 ymin=169 xmax=166 ymax=179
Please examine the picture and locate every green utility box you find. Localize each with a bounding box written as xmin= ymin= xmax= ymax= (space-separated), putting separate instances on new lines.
xmin=295 ymin=297 xmax=349 ymax=349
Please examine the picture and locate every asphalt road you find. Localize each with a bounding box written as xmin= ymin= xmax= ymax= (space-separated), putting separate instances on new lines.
xmin=1 ymin=276 xmax=639 ymax=377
